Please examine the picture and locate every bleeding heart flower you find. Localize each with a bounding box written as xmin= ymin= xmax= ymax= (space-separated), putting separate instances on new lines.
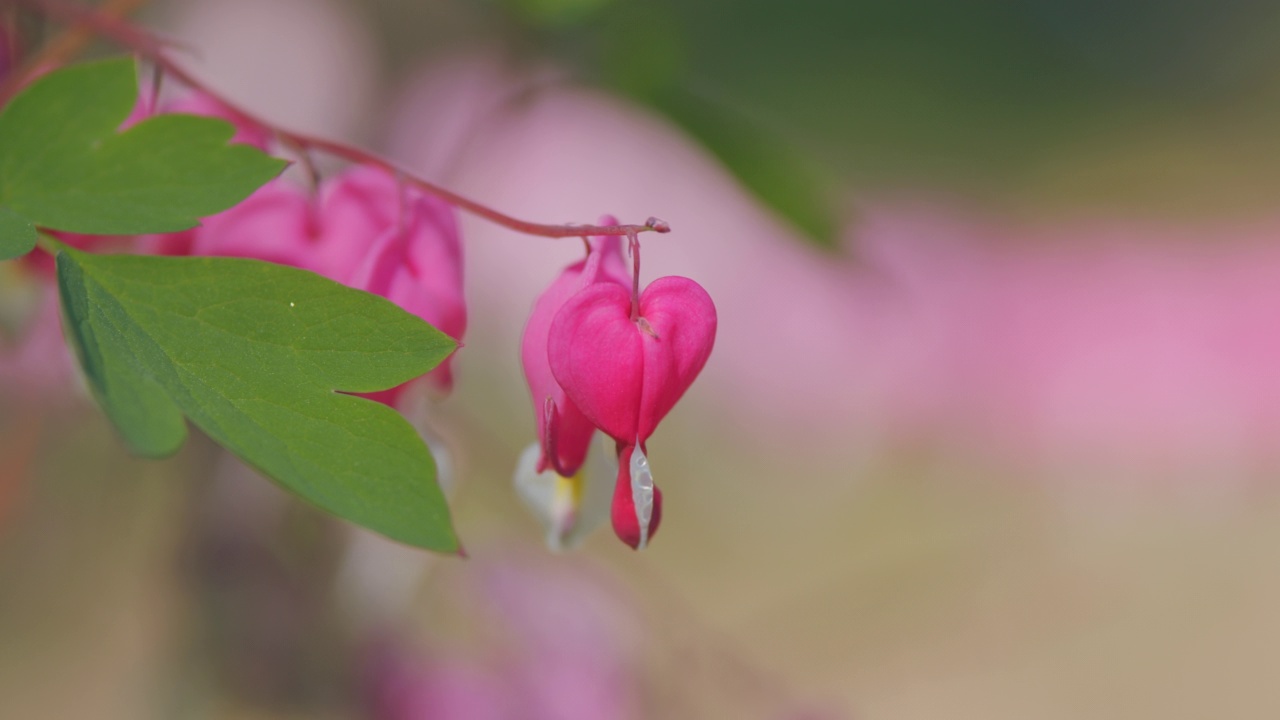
xmin=546 ymin=266 xmax=716 ymax=549
xmin=520 ymin=218 xmax=628 ymax=477
xmin=142 ymin=180 xmax=318 ymax=265
xmin=322 ymin=167 xmax=466 ymax=396
xmin=548 ymin=276 xmax=716 ymax=446
xmin=138 ymin=165 xmax=466 ymax=401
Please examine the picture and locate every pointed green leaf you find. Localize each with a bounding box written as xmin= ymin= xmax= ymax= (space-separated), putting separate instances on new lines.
xmin=0 ymin=208 xmax=36 ymax=260
xmin=0 ymin=57 xmax=286 ymax=235
xmin=56 ymin=249 xmax=460 ymax=552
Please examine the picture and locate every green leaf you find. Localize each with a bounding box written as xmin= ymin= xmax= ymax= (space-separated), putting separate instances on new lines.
xmin=56 ymin=249 xmax=460 ymax=552
xmin=0 ymin=57 xmax=286 ymax=235
xmin=0 ymin=208 xmax=36 ymax=260
xmin=653 ymin=89 xmax=840 ymax=249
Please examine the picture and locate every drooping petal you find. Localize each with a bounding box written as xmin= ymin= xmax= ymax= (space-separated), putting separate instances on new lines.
xmin=522 ymin=264 xmax=601 ymax=475
xmin=320 ymin=166 xmax=466 ymax=395
xmin=513 ymin=442 xmax=578 ymax=551
xmin=173 ymin=180 xmax=318 ymax=268
xmin=611 ymin=443 xmax=662 ymax=550
xmin=345 ymin=190 xmax=466 ymax=394
xmin=314 ymin=166 xmax=402 ymax=280
xmin=513 ymin=435 xmax=615 ymax=551
xmin=521 ymin=218 xmax=627 ymax=475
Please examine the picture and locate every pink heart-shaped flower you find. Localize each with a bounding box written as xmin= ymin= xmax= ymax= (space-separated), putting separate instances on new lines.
xmin=548 ymin=275 xmax=716 ymax=445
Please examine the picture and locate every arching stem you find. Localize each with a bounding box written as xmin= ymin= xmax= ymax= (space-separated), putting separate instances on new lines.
xmin=11 ymin=0 xmax=674 ymax=241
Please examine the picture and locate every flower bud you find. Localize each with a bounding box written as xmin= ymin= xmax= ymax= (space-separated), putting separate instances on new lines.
xmin=611 ymin=443 xmax=662 ymax=550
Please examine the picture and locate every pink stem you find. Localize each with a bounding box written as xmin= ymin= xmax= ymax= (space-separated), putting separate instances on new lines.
xmin=627 ymin=231 xmax=641 ymax=321
xmin=14 ymin=0 xmax=673 ymax=241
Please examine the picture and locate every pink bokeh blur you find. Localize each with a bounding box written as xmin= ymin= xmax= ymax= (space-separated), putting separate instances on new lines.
xmin=363 ymin=554 xmax=643 ymax=720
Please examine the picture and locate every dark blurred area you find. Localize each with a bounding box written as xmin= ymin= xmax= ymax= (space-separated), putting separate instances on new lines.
xmin=367 ymin=0 xmax=1280 ymax=237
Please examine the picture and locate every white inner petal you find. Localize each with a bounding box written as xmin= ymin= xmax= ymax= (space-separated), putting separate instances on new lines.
xmin=512 ymin=442 xmax=571 ymax=552
xmin=629 ymin=442 xmax=654 ymax=550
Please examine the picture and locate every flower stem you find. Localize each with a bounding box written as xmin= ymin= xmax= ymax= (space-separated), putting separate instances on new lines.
xmin=627 ymin=230 xmax=642 ymax=321
xmin=12 ymin=0 xmax=673 ymax=241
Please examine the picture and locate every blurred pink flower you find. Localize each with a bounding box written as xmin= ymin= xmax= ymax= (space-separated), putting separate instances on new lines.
xmin=138 ymin=165 xmax=466 ymax=399
xmin=139 ymin=179 xmax=313 ymax=263
xmin=0 ymin=286 xmax=76 ymax=394
xmin=363 ymin=553 xmax=641 ymax=720
xmin=855 ymin=205 xmax=1280 ymax=474
xmin=319 ymin=166 xmax=467 ymax=395
xmin=364 ymin=646 xmax=506 ymax=720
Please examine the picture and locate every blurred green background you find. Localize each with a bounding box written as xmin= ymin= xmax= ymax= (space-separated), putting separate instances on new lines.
xmin=371 ymin=0 xmax=1280 ymax=238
